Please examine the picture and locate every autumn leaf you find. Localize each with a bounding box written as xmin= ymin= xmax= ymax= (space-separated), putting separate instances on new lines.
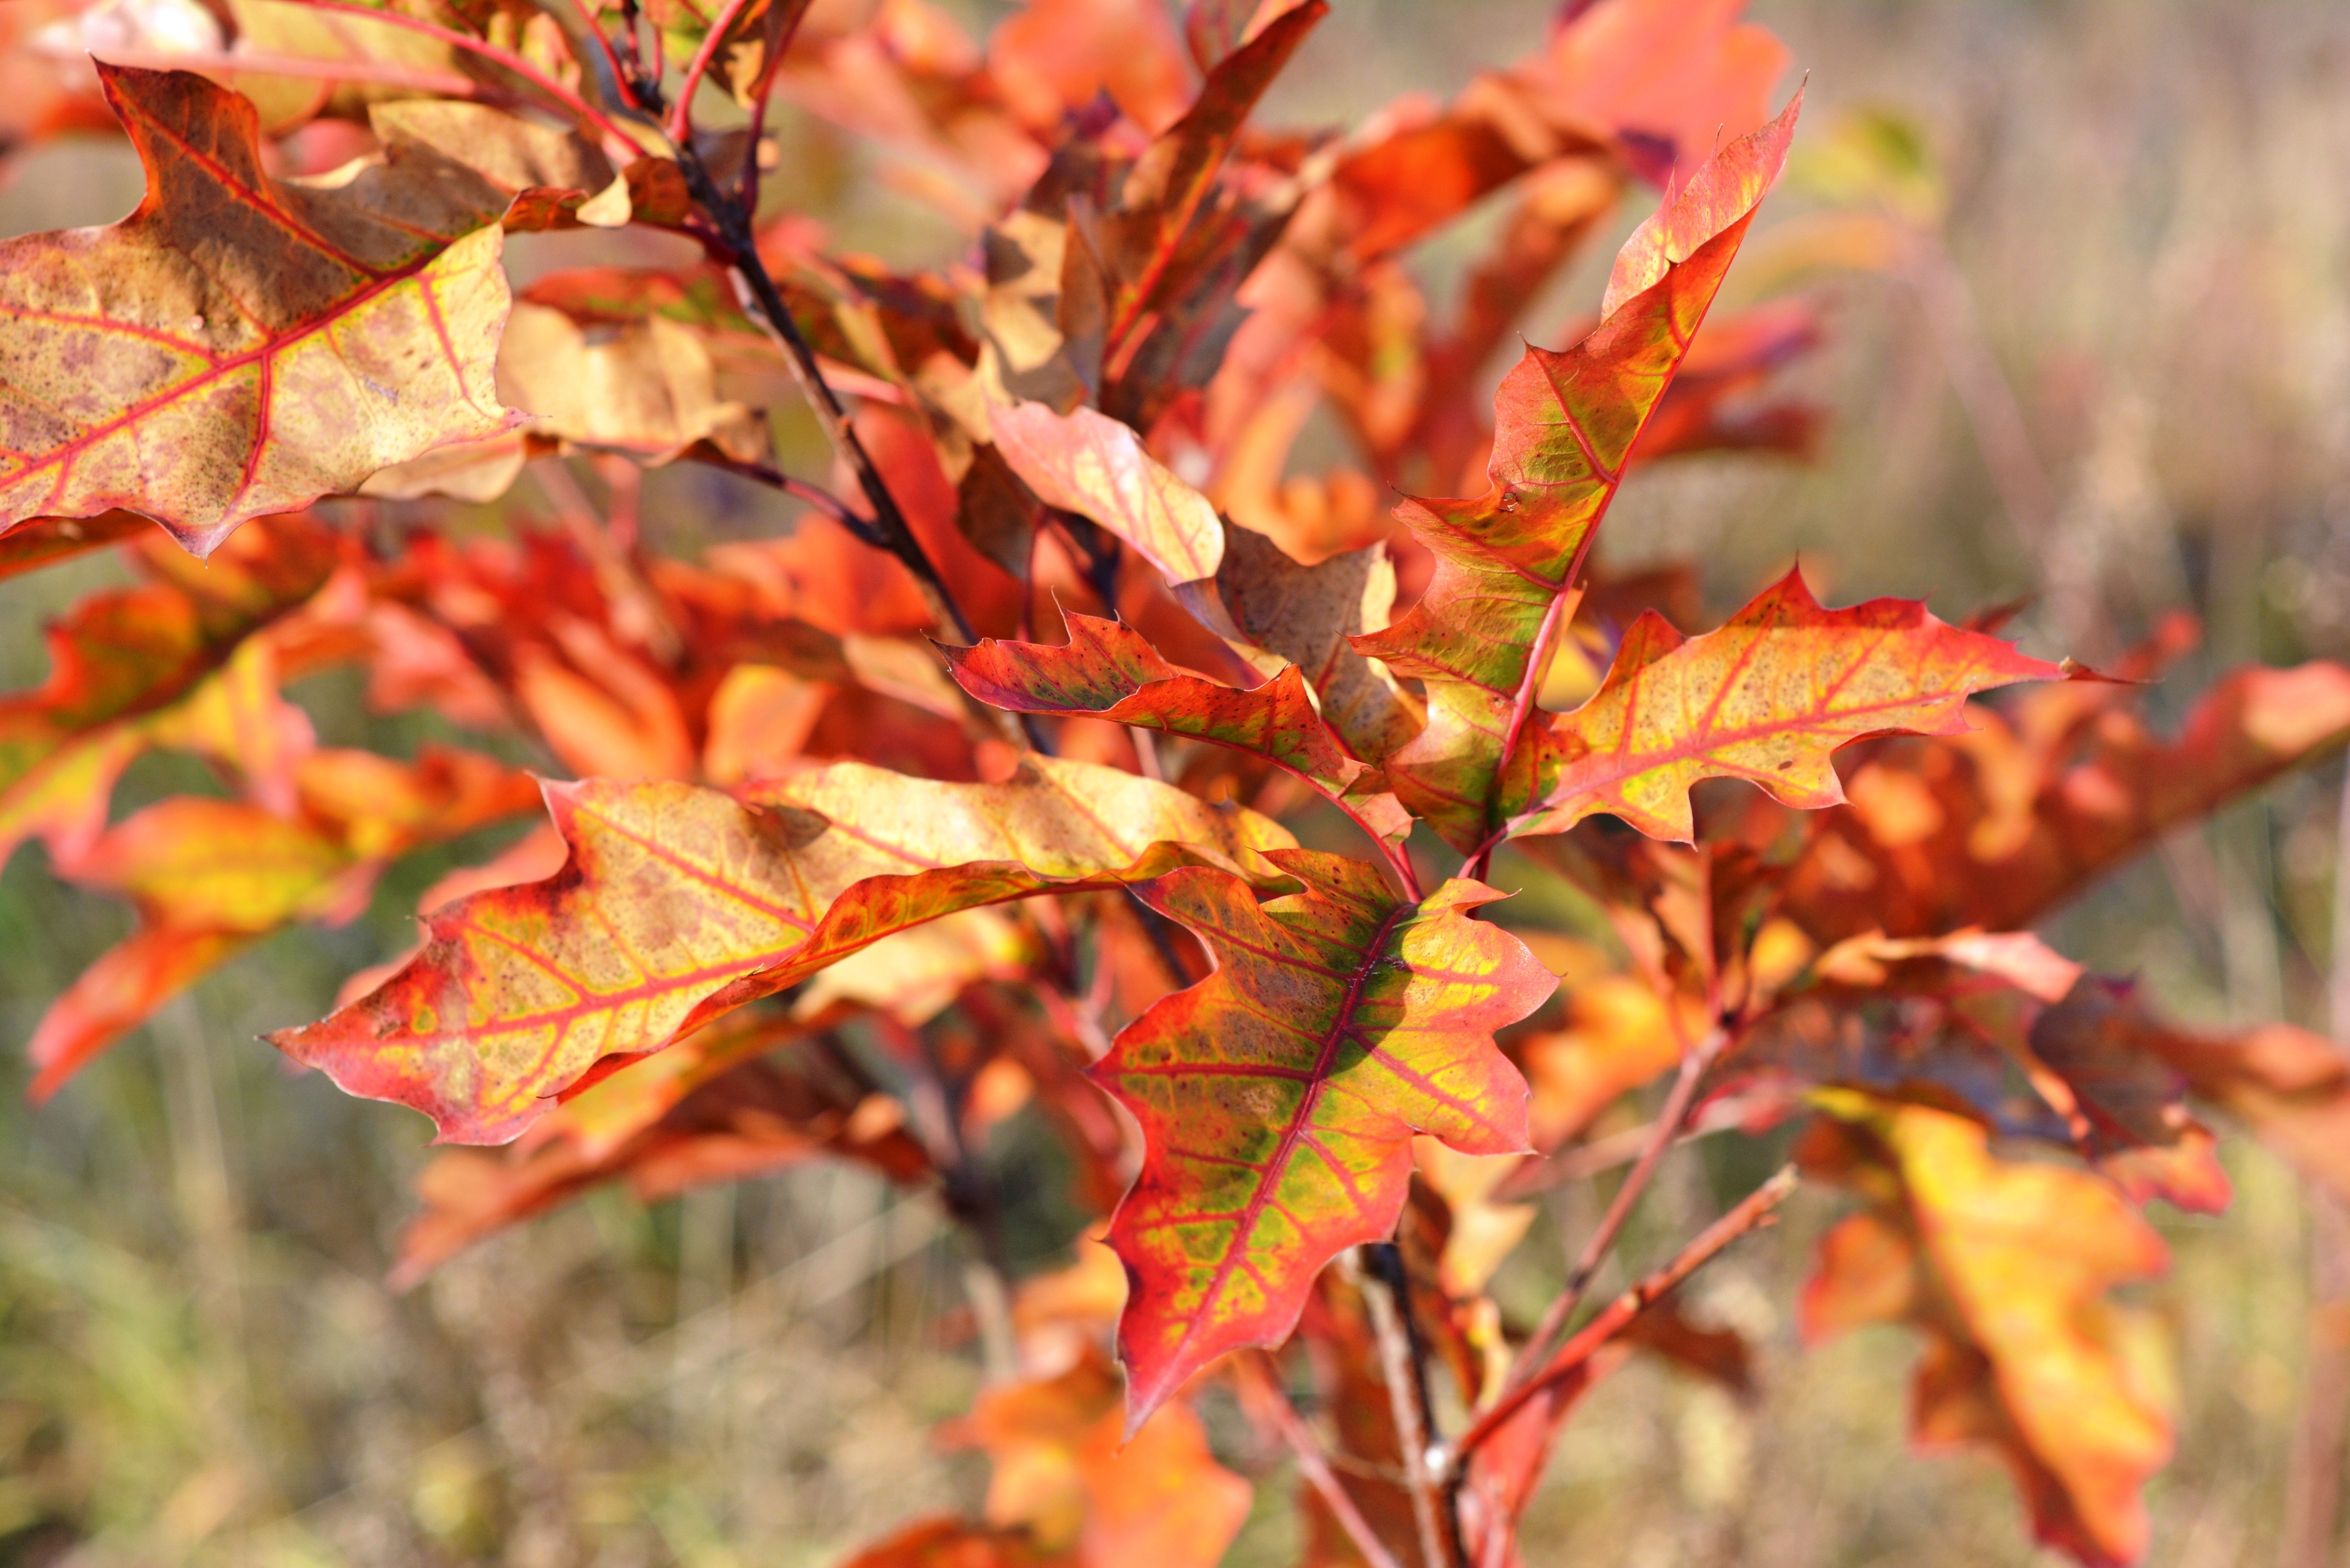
xmin=838 ymin=1517 xmax=1068 ymax=1568
xmin=1517 ymin=972 xmax=1700 ymax=1147
xmin=2043 ymin=982 xmax=2350 ymax=1212
xmin=1732 ymin=932 xmax=2230 ymax=1215
xmin=270 ymin=758 xmax=1295 ymax=1145
xmin=990 ymin=401 xmax=1224 ymax=585
xmin=0 ymin=629 xmax=321 ymax=875
xmin=944 ymin=610 xmax=1407 ymax=843
xmin=0 ymin=65 xmax=520 ymax=554
xmin=1799 ymin=1091 xmax=2172 ymax=1568
xmin=1090 ymin=0 xmax=1327 ymax=360
xmin=1095 ymin=850 xmax=1552 ymax=1422
xmin=1516 ymin=568 xmax=2065 ymax=842
xmin=1781 ymin=659 xmax=2350 ymax=941
xmin=0 ymin=512 xmax=152 ymax=583
xmin=1213 ymin=523 xmax=1420 ymax=765
xmin=943 ymin=1345 xmax=1251 ymax=1568
xmin=1352 ymin=94 xmax=1801 ymax=851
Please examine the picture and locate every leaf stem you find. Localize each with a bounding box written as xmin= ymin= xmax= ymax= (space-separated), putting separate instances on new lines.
xmin=289 ymin=0 xmax=633 ymax=146
xmin=1451 ymin=1164 xmax=1795 ymax=1467
xmin=64 ymin=45 xmax=484 ymax=97
xmin=1503 ymin=1026 xmax=1726 ymax=1388
xmin=667 ymin=0 xmax=805 ymax=142
xmin=1233 ymin=1352 xmax=1409 ymax=1568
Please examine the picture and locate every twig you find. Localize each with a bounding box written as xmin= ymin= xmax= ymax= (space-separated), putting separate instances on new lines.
xmin=1233 ymin=1352 xmax=1409 ymax=1568
xmin=668 ymin=0 xmax=801 ymax=142
xmin=1354 ymin=1246 xmax=1463 ymax=1568
xmin=673 ymin=154 xmax=981 ymax=646
xmin=686 ymin=453 xmax=882 ymax=541
xmin=551 ymin=0 xmax=640 ymax=112
xmin=61 ymin=45 xmax=483 ymax=97
xmin=1504 ymin=1027 xmax=1726 ymax=1388
xmin=289 ymin=0 xmax=632 ymax=145
xmin=1452 ymin=1165 xmax=1795 ymax=1466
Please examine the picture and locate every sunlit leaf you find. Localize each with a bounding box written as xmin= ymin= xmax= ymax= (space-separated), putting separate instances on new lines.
xmin=1517 ymin=568 xmax=2064 ymax=842
xmin=990 ymin=401 xmax=1224 ymax=585
xmin=271 ymin=758 xmax=1295 ymax=1144
xmin=0 ymin=66 xmax=534 ymax=553
xmin=1352 ymin=95 xmax=1800 ymax=850
xmin=1096 ymin=851 xmax=1552 ymax=1422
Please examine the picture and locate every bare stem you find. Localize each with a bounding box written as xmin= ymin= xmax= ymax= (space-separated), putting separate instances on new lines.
xmin=1233 ymin=1353 xmax=1409 ymax=1568
xmin=1504 ymin=1027 xmax=1726 ymax=1388
xmin=1356 ymin=1246 xmax=1464 ymax=1568
xmin=1453 ymin=1165 xmax=1796 ymax=1466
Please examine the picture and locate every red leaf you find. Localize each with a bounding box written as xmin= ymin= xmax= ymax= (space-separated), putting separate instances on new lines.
xmin=1095 ymin=851 xmax=1552 ymax=1423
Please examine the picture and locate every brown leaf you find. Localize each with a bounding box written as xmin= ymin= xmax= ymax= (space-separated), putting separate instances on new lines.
xmin=0 ymin=66 xmax=528 ymax=554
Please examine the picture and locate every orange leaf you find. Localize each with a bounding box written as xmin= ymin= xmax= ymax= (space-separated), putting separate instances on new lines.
xmin=945 ymin=1346 xmax=1251 ymax=1568
xmin=28 ymin=744 xmax=537 ymax=1098
xmin=1096 ymin=851 xmax=1552 ymax=1423
xmin=393 ymin=1018 xmax=926 ymax=1286
xmin=1518 ymin=568 xmax=2064 ymax=842
xmin=990 ymin=401 xmax=1223 ymax=585
xmin=1799 ymin=1092 xmax=2172 ymax=1567
xmin=945 ymin=610 xmax=1406 ymax=841
xmin=1783 ymin=659 xmax=2350 ymax=940
xmin=0 ymin=65 xmax=520 ymax=555
xmin=271 ymin=758 xmax=1294 ymax=1144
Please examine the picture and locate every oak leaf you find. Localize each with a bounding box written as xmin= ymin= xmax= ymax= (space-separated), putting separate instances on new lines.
xmin=0 ymin=66 xmax=536 ymax=554
xmin=1798 ymin=1091 xmax=2172 ymax=1568
xmin=1518 ymin=568 xmax=2064 ymax=842
xmin=270 ymin=758 xmax=1295 ymax=1144
xmin=29 ymin=745 xmax=537 ymax=1097
xmin=944 ymin=610 xmax=1406 ymax=841
xmin=990 ymin=401 xmax=1223 ymax=585
xmin=1095 ymin=850 xmax=1552 ymax=1422
xmin=394 ymin=1015 xmax=926 ymax=1285
xmin=1352 ymin=94 xmax=1800 ymax=850
xmin=944 ymin=1345 xmax=1251 ymax=1568
xmin=1780 ymin=659 xmax=2350 ymax=940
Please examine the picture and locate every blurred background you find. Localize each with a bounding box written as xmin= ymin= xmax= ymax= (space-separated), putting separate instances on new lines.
xmin=5 ymin=1 xmax=2350 ymax=1564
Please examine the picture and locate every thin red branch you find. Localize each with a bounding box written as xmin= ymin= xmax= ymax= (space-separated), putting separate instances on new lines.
xmin=554 ymin=0 xmax=642 ymax=112
xmin=1453 ymin=1165 xmax=1796 ymax=1465
xmin=666 ymin=0 xmax=762 ymax=141
xmin=1233 ymin=1353 xmax=1409 ymax=1568
xmin=290 ymin=0 xmax=633 ymax=145
xmin=1503 ymin=1026 xmax=1726 ymax=1388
